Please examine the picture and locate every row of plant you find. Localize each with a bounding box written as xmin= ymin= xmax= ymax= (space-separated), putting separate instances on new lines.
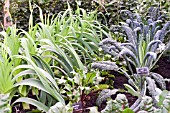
xmin=0 ymin=2 xmax=111 ymax=112
xmin=0 ymin=1 xmax=170 ymax=113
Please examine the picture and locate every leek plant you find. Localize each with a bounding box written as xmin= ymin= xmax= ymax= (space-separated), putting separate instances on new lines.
xmin=0 ymin=46 xmax=13 ymax=94
xmin=12 ymin=55 xmax=65 ymax=112
xmin=0 ymin=26 xmax=21 ymax=94
xmin=34 ymin=3 xmax=110 ymax=109
xmin=9 ymin=3 xmax=109 ymax=112
xmin=0 ymin=26 xmax=21 ymax=113
xmin=36 ymin=4 xmax=107 ymax=75
xmin=93 ymin=9 xmax=170 ymax=112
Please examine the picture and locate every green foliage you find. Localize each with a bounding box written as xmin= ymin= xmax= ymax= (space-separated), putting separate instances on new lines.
xmin=12 ymin=55 xmax=65 ymax=105
xmin=101 ymin=94 xmax=130 ymax=113
xmin=47 ymin=102 xmax=73 ymax=113
xmin=124 ymin=84 xmax=139 ymax=97
xmin=158 ymin=90 xmax=170 ymax=112
xmin=13 ymin=97 xmax=49 ymax=112
xmin=0 ymin=0 xmax=170 ymax=112
xmin=101 ymin=93 xmax=170 ymax=113
xmin=100 ymin=0 xmax=138 ymax=26
xmin=34 ymin=3 xmax=106 ymax=78
xmin=140 ymin=96 xmax=156 ymax=112
xmin=0 ymin=0 xmax=100 ymax=31
xmin=0 ymin=40 xmax=14 ymax=94
xmin=0 ymin=3 xmax=107 ymax=112
xmin=0 ymin=94 xmax=11 ymax=113
xmin=122 ymin=108 xmax=134 ymax=113
xmin=0 ymin=27 xmax=21 ymax=94
xmin=137 ymin=91 xmax=170 ymax=113
xmin=138 ymin=0 xmax=170 ymax=16
xmin=0 ymin=57 xmax=13 ymax=94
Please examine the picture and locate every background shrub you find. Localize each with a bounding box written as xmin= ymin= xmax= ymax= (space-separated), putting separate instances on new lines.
xmin=1 ymin=0 xmax=170 ymax=32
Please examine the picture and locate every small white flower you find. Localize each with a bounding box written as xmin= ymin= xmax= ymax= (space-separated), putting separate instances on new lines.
xmin=156 ymin=43 xmax=165 ymax=53
xmin=98 ymin=47 xmax=103 ymax=51
xmin=159 ymin=43 xmax=165 ymax=51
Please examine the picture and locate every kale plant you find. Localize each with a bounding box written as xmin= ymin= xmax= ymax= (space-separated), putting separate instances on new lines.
xmin=92 ymin=10 xmax=170 ymax=112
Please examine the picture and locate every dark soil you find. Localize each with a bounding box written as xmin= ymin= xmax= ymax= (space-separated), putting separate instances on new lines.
xmin=154 ymin=56 xmax=170 ymax=90
xmin=113 ymin=73 xmax=128 ymax=89
xmin=112 ymin=72 xmax=138 ymax=107
xmin=73 ymin=91 xmax=99 ymax=113
xmin=12 ymin=91 xmax=37 ymax=113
